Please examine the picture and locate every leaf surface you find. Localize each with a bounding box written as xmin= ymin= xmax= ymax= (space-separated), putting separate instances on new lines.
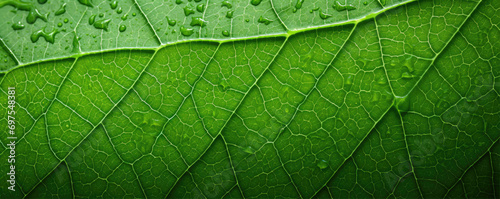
xmin=0 ymin=0 xmax=499 ymax=198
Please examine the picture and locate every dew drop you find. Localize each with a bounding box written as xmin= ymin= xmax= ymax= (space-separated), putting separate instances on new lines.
xmin=37 ymin=0 xmax=47 ymax=4
xmin=121 ymin=14 xmax=128 ymax=20
xmin=243 ymin=146 xmax=255 ymax=154
xmin=57 ymin=22 xmax=63 ymax=27
xmin=404 ymin=56 xmax=414 ymax=73
xmin=226 ymin=10 xmax=234 ymax=18
xmin=245 ymin=19 xmax=249 ymax=22
xmin=196 ymin=4 xmax=205 ymax=12
xmin=257 ymin=16 xmax=272 ymax=25
xmin=222 ymin=30 xmax=230 ymax=37
xmin=26 ymin=8 xmax=48 ymax=24
xmin=99 ymin=13 xmax=104 ymax=18
xmin=221 ymin=0 xmax=232 ymax=8
xmin=319 ymin=10 xmax=332 ymax=19
xmin=78 ymin=0 xmax=93 ymax=7
xmin=166 ymin=16 xmax=177 ymax=26
xmin=333 ymin=1 xmax=356 ymax=11
xmin=219 ymin=78 xmax=230 ymax=90
xmin=151 ymin=119 xmax=162 ymax=127
xmin=364 ymin=1 xmax=368 ymax=5
xmin=89 ymin=14 xmax=96 ymax=25
xmin=317 ymin=160 xmax=328 ymax=169
xmin=119 ymin=24 xmax=126 ymax=32
xmin=293 ymin=0 xmax=304 ymax=13
xmin=132 ymin=12 xmax=136 ymax=16
xmin=190 ymin=17 xmax=207 ymax=27
xmin=345 ymin=74 xmax=353 ymax=86
xmin=183 ymin=6 xmax=195 ymax=16
xmin=401 ymin=72 xmax=414 ymax=79
xmin=11 ymin=21 xmax=25 ymax=30
xmin=31 ymin=27 xmax=59 ymax=44
xmin=180 ymin=26 xmax=194 ymax=36
xmin=310 ymin=7 xmax=319 ymax=13
xmin=72 ymin=34 xmax=80 ymax=53
xmin=117 ymin=7 xmax=122 ymax=14
xmin=250 ymin=0 xmax=261 ymax=6
xmin=176 ymin=0 xmax=183 ymax=4
xmin=395 ymin=95 xmax=410 ymax=114
xmin=110 ymin=1 xmax=118 ymax=9
xmin=377 ymin=77 xmax=386 ymax=85
xmin=64 ymin=18 xmax=69 ymax=23
xmin=372 ymin=92 xmax=380 ymax=102
xmin=93 ymin=19 xmax=111 ymax=31
xmin=55 ymin=3 xmax=66 ymax=16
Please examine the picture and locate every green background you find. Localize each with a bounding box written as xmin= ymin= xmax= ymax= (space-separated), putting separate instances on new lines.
xmin=0 ymin=0 xmax=499 ymax=198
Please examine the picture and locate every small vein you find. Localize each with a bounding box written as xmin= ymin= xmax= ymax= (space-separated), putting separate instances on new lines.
xmin=443 ymin=138 xmax=500 ymax=198
xmin=269 ymin=0 xmax=289 ymax=31
xmin=0 ymin=37 xmax=21 ymax=65
xmin=132 ymin=0 xmax=163 ymax=45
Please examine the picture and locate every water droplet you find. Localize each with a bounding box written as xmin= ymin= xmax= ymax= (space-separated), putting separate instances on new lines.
xmin=166 ymin=16 xmax=177 ymax=26
xmin=194 ymin=0 xmax=201 ymax=2
xmin=180 ymin=26 xmax=194 ymax=36
xmin=250 ymin=0 xmax=261 ymax=6
xmin=243 ymin=146 xmax=255 ymax=154
xmin=310 ymin=7 xmax=319 ymax=13
xmin=176 ymin=0 xmax=183 ymax=4
xmin=257 ymin=16 xmax=272 ymax=25
xmin=72 ymin=33 xmax=80 ymax=53
xmin=119 ymin=24 xmax=126 ymax=32
xmin=183 ymin=6 xmax=195 ymax=16
xmin=364 ymin=1 xmax=368 ymax=5
xmin=55 ymin=3 xmax=66 ymax=16
xmin=317 ymin=160 xmax=328 ymax=169
xmin=89 ymin=14 xmax=96 ymax=25
xmin=319 ymin=10 xmax=332 ymax=19
xmin=64 ymin=18 xmax=69 ymax=23
xmin=377 ymin=77 xmax=386 ymax=85
xmin=333 ymin=1 xmax=356 ymax=11
xmin=132 ymin=12 xmax=136 ymax=16
xmin=151 ymin=119 xmax=161 ymax=127
xmin=401 ymin=72 xmax=414 ymax=79
xmin=93 ymin=19 xmax=111 ymax=31
xmin=110 ymin=1 xmax=118 ymax=9
xmin=190 ymin=17 xmax=207 ymax=27
xmin=117 ymin=7 xmax=122 ymax=14
xmin=226 ymin=10 xmax=234 ymax=18
xmin=11 ymin=22 xmax=25 ymax=30
xmin=37 ymin=0 xmax=47 ymax=4
xmin=121 ymin=14 xmax=128 ymax=20
xmin=221 ymin=0 xmax=232 ymax=8
xmin=245 ymin=19 xmax=249 ymax=22
xmin=196 ymin=4 xmax=205 ymax=12
xmin=31 ymin=27 xmax=59 ymax=44
xmin=345 ymin=74 xmax=353 ymax=86
xmin=99 ymin=13 xmax=104 ymax=18
xmin=222 ymin=30 xmax=230 ymax=37
xmin=26 ymin=7 xmax=48 ymax=24
xmin=404 ymin=56 xmax=414 ymax=73
xmin=57 ymin=22 xmax=63 ymax=27
xmin=293 ymin=0 xmax=304 ymax=13
xmin=372 ymin=92 xmax=380 ymax=102
xmin=0 ymin=0 xmax=48 ymax=24
xmin=219 ymin=78 xmax=230 ymax=90
xmin=78 ymin=0 xmax=93 ymax=7
xmin=395 ymin=95 xmax=410 ymax=113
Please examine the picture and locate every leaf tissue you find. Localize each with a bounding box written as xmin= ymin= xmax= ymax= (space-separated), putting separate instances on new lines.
xmin=0 ymin=0 xmax=499 ymax=198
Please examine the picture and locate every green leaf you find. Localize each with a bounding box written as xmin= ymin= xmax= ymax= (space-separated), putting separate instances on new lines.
xmin=0 ymin=0 xmax=499 ymax=198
